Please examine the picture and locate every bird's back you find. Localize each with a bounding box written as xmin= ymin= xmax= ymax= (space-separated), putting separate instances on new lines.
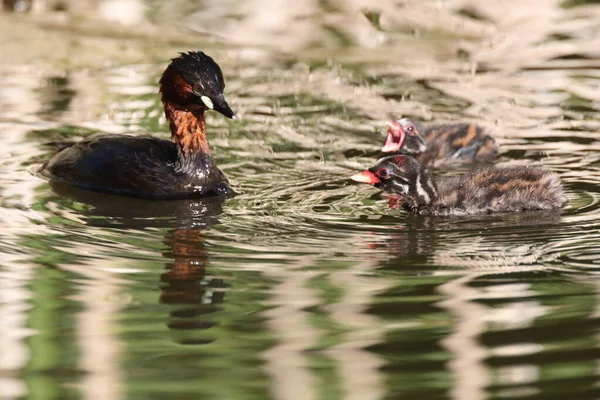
xmin=419 ymin=123 xmax=498 ymax=167
xmin=434 ymin=165 xmax=567 ymax=215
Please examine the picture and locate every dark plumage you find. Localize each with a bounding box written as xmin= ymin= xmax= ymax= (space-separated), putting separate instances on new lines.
xmin=381 ymin=118 xmax=498 ymax=167
xmin=42 ymin=51 xmax=234 ymax=199
xmin=351 ymin=155 xmax=567 ymax=216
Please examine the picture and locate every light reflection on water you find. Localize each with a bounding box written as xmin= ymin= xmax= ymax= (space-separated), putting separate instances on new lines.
xmin=1 ymin=1 xmax=600 ymax=399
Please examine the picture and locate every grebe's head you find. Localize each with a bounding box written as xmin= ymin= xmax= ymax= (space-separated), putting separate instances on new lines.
xmin=160 ymin=51 xmax=234 ymax=119
xmin=381 ymin=118 xmax=426 ymax=154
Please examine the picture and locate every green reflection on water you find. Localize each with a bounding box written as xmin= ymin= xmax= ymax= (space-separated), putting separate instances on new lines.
xmin=27 ymin=266 xmax=81 ymax=400
xmin=3 ymin=0 xmax=600 ymax=398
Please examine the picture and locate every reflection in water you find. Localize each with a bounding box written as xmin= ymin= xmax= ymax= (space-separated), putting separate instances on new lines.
xmin=161 ymin=228 xmax=225 ymax=345
xmin=363 ymin=209 xmax=566 ymax=272
xmin=22 ymin=187 xmax=276 ymax=398
xmin=438 ymin=274 xmax=489 ymax=400
xmin=47 ymin=181 xmax=225 ymax=229
xmin=36 ymin=75 xmax=76 ymax=118
xmin=46 ymin=182 xmax=228 ymax=344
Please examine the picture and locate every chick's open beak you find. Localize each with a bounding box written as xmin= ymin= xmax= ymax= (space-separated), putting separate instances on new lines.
xmin=381 ymin=121 xmax=405 ymax=153
xmin=351 ymin=170 xmax=381 ymax=185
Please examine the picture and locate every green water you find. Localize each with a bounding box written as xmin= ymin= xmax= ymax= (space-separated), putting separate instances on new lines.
xmin=1 ymin=1 xmax=600 ymax=399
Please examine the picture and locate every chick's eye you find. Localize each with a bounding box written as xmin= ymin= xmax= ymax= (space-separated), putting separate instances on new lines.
xmin=378 ymin=168 xmax=390 ymax=178
xmin=406 ymin=125 xmax=415 ymax=134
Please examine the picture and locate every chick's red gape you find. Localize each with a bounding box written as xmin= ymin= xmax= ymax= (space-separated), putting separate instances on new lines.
xmin=42 ymin=51 xmax=234 ymax=200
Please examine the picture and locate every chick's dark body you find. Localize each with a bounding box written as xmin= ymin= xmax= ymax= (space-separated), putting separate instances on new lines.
xmin=383 ymin=118 xmax=498 ymax=167
xmin=418 ymin=123 xmax=498 ymax=167
xmin=427 ymin=166 xmax=566 ymax=216
xmin=352 ymin=155 xmax=567 ymax=216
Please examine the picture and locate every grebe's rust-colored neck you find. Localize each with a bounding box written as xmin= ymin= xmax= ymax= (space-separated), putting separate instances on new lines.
xmin=163 ymin=102 xmax=211 ymax=155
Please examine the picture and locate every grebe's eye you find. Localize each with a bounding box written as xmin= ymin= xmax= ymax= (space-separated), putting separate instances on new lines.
xmin=192 ymin=82 xmax=204 ymax=95
xmin=406 ymin=125 xmax=415 ymax=134
xmin=378 ymin=168 xmax=390 ymax=178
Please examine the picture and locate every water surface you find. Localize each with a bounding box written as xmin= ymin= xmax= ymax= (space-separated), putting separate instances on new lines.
xmin=1 ymin=1 xmax=600 ymax=399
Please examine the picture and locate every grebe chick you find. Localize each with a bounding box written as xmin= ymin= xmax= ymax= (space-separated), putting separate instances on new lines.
xmin=43 ymin=51 xmax=234 ymax=199
xmin=382 ymin=118 xmax=498 ymax=167
xmin=351 ymin=155 xmax=567 ymax=216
